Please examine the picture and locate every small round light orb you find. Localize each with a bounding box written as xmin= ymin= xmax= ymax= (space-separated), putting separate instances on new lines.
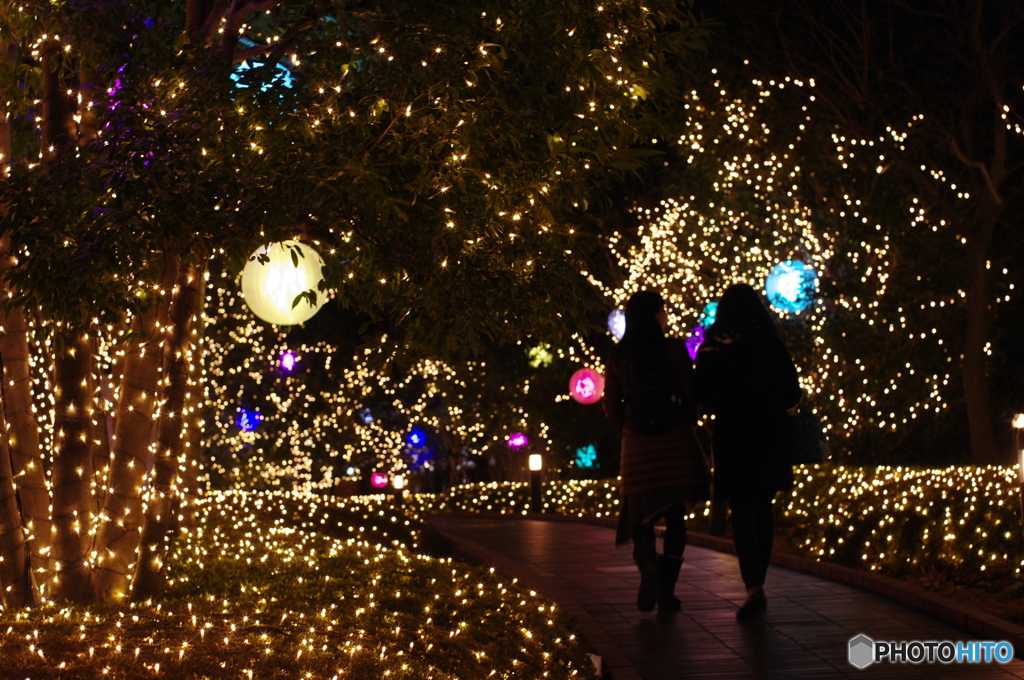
xmin=279 ymin=351 xmax=297 ymax=372
xmin=569 ymin=367 xmax=605 ymax=404
xmin=241 ymin=240 xmax=326 ymax=326
xmin=406 ymin=428 xmax=427 ymax=447
xmin=345 ymin=466 xmax=359 ymax=477
xmin=608 ymin=308 xmax=626 ymax=341
xmin=237 ymin=409 xmax=261 ymax=432
xmin=699 ymin=301 xmax=719 ymax=327
xmin=370 ymin=472 xmax=388 ymax=488
xmin=507 ymin=432 xmax=529 ymax=449
xmin=574 ymin=444 xmax=598 ymax=469
xmin=685 ymin=325 xmax=706 ymax=361
xmin=764 ymin=260 xmax=817 ymax=313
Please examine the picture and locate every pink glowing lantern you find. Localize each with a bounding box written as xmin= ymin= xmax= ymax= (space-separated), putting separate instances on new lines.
xmin=370 ymin=472 xmax=389 ymax=488
xmin=569 ymin=367 xmax=605 ymax=404
xmin=507 ymin=432 xmax=529 ymax=448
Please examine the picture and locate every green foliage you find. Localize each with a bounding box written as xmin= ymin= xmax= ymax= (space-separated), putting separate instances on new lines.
xmin=1 ymin=0 xmax=710 ymax=353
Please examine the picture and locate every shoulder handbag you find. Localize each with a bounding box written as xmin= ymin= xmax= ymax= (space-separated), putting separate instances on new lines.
xmin=788 ymin=403 xmax=831 ymax=464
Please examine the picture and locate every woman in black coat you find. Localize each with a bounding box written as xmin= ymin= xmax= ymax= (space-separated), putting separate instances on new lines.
xmin=694 ymin=283 xmax=800 ymax=619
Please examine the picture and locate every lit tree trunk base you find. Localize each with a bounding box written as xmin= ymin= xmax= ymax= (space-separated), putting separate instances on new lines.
xmin=51 ymin=330 xmax=96 ymax=604
xmin=0 ymin=298 xmax=50 ymax=601
xmin=133 ymin=260 xmax=202 ymax=602
xmin=177 ymin=269 xmax=206 ymax=532
xmin=93 ymin=254 xmax=177 ymax=603
xmin=0 ymin=401 xmax=35 ymax=608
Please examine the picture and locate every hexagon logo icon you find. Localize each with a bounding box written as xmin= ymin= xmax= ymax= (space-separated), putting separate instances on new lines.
xmin=849 ymin=634 xmax=875 ymax=669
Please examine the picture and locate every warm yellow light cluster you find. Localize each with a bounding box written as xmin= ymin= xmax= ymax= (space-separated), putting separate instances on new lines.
xmin=575 ymin=75 xmax=1003 ymax=445
xmin=0 ymin=490 xmax=594 ymax=677
xmin=205 ymin=262 xmax=552 ymax=490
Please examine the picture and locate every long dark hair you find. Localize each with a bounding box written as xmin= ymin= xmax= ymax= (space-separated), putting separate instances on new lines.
xmin=710 ymin=283 xmax=780 ymax=338
xmin=620 ymin=290 xmax=665 ymax=354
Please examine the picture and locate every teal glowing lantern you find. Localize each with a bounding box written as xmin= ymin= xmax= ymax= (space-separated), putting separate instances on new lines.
xmin=574 ymin=444 xmax=598 ymax=469
xmin=764 ymin=260 xmax=817 ymax=313
xmin=699 ymin=301 xmax=718 ymax=327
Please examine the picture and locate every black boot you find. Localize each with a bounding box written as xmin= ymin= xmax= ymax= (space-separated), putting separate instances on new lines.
xmin=658 ymin=555 xmax=683 ymax=611
xmin=636 ymin=557 xmax=659 ymax=611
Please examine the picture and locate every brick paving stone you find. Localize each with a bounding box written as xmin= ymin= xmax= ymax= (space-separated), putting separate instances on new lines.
xmin=430 ymin=515 xmax=1024 ymax=679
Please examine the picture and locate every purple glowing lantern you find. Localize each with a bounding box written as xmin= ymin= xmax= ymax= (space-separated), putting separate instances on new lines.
xmin=685 ymin=325 xmax=706 ymax=361
xmin=280 ymin=351 xmax=297 ymax=372
xmin=507 ymin=432 xmax=530 ymax=448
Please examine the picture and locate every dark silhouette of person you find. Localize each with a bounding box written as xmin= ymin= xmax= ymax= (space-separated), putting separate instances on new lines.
xmin=694 ymin=283 xmax=801 ymax=619
xmin=604 ymin=291 xmax=711 ymax=611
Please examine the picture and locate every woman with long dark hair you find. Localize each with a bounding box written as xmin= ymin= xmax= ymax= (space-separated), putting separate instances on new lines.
xmin=604 ymin=291 xmax=711 ymax=612
xmin=694 ymin=283 xmax=800 ymax=619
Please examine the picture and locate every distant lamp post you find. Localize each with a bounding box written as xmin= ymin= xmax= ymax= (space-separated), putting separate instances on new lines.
xmin=241 ymin=240 xmax=326 ymax=326
xmin=528 ymin=454 xmax=543 ymax=514
xmin=392 ymin=474 xmax=407 ymax=504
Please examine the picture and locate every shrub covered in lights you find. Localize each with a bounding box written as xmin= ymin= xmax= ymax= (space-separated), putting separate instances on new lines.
xmin=416 ymin=465 xmax=1024 ymax=581
xmin=0 ymin=492 xmax=595 ymax=678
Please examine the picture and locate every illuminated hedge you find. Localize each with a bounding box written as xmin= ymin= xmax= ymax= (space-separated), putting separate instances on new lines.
xmin=416 ymin=465 xmax=1024 ymax=577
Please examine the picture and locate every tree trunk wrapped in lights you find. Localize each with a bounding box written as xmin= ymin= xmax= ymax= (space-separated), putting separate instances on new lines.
xmin=92 ymin=255 xmax=178 ymax=603
xmin=133 ymin=259 xmax=204 ymax=601
xmin=0 ymin=259 xmax=48 ymax=601
xmin=0 ymin=387 xmax=34 ymax=608
xmin=51 ymin=329 xmax=96 ymax=604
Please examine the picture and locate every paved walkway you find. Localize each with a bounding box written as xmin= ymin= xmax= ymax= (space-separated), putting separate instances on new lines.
xmin=429 ymin=515 xmax=1024 ymax=680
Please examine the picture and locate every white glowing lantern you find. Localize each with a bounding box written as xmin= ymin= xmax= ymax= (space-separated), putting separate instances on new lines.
xmin=528 ymin=454 xmax=543 ymax=471
xmin=241 ymin=240 xmax=326 ymax=325
xmin=608 ymin=308 xmax=626 ymax=341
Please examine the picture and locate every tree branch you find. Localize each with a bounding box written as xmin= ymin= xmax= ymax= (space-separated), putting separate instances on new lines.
xmin=949 ymin=136 xmax=1003 ymax=206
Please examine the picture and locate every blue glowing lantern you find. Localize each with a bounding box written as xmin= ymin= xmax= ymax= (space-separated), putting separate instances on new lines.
xmin=407 ymin=428 xmax=427 ymax=447
xmin=230 ymin=59 xmax=294 ymax=93
xmin=764 ymin=260 xmax=818 ymax=313
xmin=699 ymin=301 xmax=718 ymax=327
xmin=607 ymin=308 xmax=626 ymax=341
xmin=357 ymin=408 xmax=374 ymax=425
xmin=574 ymin=444 xmax=598 ymax=469
xmin=237 ymin=409 xmax=261 ymax=432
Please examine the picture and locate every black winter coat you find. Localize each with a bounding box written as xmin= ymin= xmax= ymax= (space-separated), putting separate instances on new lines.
xmin=693 ymin=328 xmax=801 ymax=501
